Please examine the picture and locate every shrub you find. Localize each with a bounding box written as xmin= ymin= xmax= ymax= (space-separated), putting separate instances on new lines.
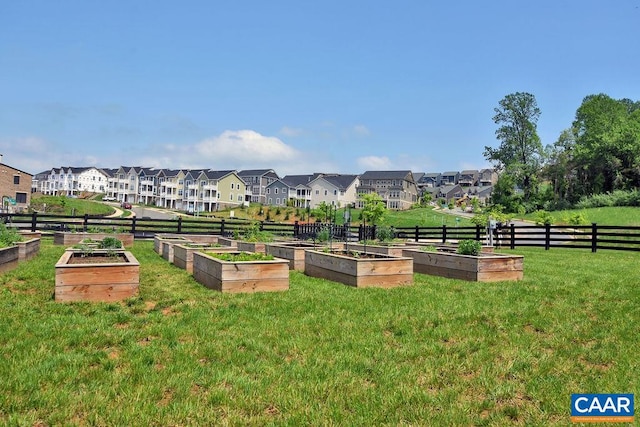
xmin=98 ymin=237 xmax=123 ymax=249
xmin=457 ymin=239 xmax=481 ymax=256
xmin=316 ymin=226 xmax=330 ymax=242
xmin=534 ymin=210 xmax=554 ymax=226
xmin=0 ymin=223 xmax=23 ymax=248
xmin=564 ymin=212 xmax=589 ymax=226
xmin=375 ymin=225 xmax=395 ymax=242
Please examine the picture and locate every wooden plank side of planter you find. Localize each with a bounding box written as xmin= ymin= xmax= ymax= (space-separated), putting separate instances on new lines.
xmin=304 ymin=250 xmax=413 ymax=288
xmin=17 ymin=238 xmax=41 ymax=261
xmin=192 ymin=252 xmax=289 ymax=293
xmin=236 ymin=241 xmax=267 ymax=254
xmin=403 ymin=249 xmax=523 ymax=282
xmin=55 ymin=284 xmax=139 ymax=302
xmin=173 ymin=245 xmax=238 ymax=273
xmin=55 ymin=264 xmax=140 ymax=287
xmin=348 ymin=244 xmax=406 ymax=257
xmin=266 ymin=243 xmax=318 ymax=271
xmin=0 ymin=246 xmax=19 ymax=273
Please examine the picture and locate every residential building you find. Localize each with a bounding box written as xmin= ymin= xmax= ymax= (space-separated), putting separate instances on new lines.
xmin=32 ymin=170 xmax=51 ymax=194
xmin=210 ymin=170 xmax=248 ymax=210
xmin=238 ymin=169 xmax=279 ymax=204
xmin=308 ymin=174 xmax=359 ymax=208
xmin=479 ymin=168 xmax=499 ymax=186
xmin=440 ymin=171 xmax=460 ymax=186
xmin=459 ymin=170 xmax=479 ymax=187
xmin=435 ymin=184 xmax=464 ymax=204
xmin=280 ymin=174 xmax=316 ymax=208
xmin=0 ymin=156 xmax=32 ymax=212
xmin=265 ymin=179 xmax=297 ymax=207
xmin=157 ymin=169 xmax=186 ymax=210
xmin=356 ymin=170 xmax=418 ymax=210
xmin=137 ymin=167 xmax=160 ymax=205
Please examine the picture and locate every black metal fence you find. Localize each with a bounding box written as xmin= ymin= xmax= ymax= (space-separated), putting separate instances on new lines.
xmin=2 ymin=212 xmax=640 ymax=252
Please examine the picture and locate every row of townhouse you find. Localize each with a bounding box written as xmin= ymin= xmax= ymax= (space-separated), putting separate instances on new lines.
xmin=32 ymin=165 xmax=496 ymax=211
xmin=414 ymin=168 xmax=498 ymax=189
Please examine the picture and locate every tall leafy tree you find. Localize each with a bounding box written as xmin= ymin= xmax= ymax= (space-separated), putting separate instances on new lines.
xmin=484 ymin=92 xmax=544 ymax=208
xmin=359 ymin=193 xmax=386 ymax=225
xmin=572 ymin=94 xmax=640 ymax=194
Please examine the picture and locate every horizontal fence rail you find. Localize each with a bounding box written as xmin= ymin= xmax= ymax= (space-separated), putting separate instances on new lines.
xmin=2 ymin=213 xmax=640 ymax=252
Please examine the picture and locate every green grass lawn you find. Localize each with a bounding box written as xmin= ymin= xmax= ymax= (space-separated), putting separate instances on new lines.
xmin=1 ymin=240 xmax=638 ymax=425
xmin=522 ymin=206 xmax=640 ymax=226
xmin=31 ymin=196 xmax=115 ymax=216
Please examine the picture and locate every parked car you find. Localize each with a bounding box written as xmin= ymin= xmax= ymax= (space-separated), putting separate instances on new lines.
xmin=103 ymin=196 xmax=116 ymax=201
xmin=121 ymin=202 xmax=132 ymax=209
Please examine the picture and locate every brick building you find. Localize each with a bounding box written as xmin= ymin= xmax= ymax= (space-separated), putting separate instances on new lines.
xmin=0 ymin=155 xmax=32 ymax=213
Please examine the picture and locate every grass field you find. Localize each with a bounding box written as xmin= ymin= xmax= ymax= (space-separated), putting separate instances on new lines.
xmin=1 ymin=239 xmax=638 ymax=425
xmin=522 ymin=206 xmax=640 ymax=227
xmin=31 ymin=196 xmax=115 ymax=216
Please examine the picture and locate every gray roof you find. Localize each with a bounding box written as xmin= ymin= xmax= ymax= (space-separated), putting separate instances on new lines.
xmin=319 ymin=174 xmax=359 ymax=191
xmin=282 ymin=174 xmax=317 ymax=187
xmin=359 ymin=170 xmax=414 ymax=181
xmin=201 ymin=170 xmax=236 ymax=180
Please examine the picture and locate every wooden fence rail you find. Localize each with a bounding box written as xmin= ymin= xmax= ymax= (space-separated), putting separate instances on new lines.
xmin=2 ymin=213 xmax=639 ymax=252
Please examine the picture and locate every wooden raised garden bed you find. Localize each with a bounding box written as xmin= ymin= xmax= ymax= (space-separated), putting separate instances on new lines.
xmin=265 ymin=242 xmax=320 ymax=271
xmin=192 ymin=251 xmax=289 ymax=293
xmin=54 ymin=232 xmax=133 ymax=247
xmin=16 ymin=237 xmax=41 ymax=261
xmin=346 ymin=243 xmax=407 ymax=257
xmin=402 ymin=248 xmax=523 ymax=282
xmin=55 ymin=250 xmax=140 ymax=302
xmin=173 ymin=243 xmax=238 ymax=274
xmin=0 ymin=246 xmax=19 ymax=273
xmin=154 ymin=235 xmax=192 ymax=255
xmin=304 ymin=250 xmax=413 ymax=288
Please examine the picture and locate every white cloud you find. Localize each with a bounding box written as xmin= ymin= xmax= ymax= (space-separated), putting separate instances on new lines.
xmin=195 ymin=130 xmax=299 ymax=162
xmin=357 ymin=155 xmax=393 ymax=170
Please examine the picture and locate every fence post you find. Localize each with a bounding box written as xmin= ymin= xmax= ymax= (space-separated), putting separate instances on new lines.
xmin=475 ymin=225 xmax=481 ymax=241
xmin=545 ymin=223 xmax=551 ymax=250
xmin=260 ymin=221 xmax=264 ymax=231
xmin=220 ymin=219 xmax=225 ymax=236
xmin=591 ymin=223 xmax=597 ymax=253
xmin=510 ymin=223 xmax=515 ymax=250
xmin=358 ymin=224 xmax=363 ymax=241
xmin=177 ymin=216 xmax=182 ymax=233
xmin=131 ymin=217 xmax=136 ymax=235
xmin=371 ymin=225 xmax=377 ymax=241
xmin=415 ymin=225 xmax=419 ymax=242
xmin=442 ymin=225 xmax=447 ymax=244
xmin=294 ymin=221 xmax=299 ymax=238
xmin=83 ymin=214 xmax=89 ymax=231
xmin=31 ymin=212 xmax=37 ymax=232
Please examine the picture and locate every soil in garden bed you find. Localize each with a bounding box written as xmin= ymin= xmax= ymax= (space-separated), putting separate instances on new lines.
xmin=330 ymin=250 xmax=389 ymax=259
xmin=67 ymin=254 xmax=128 ymax=264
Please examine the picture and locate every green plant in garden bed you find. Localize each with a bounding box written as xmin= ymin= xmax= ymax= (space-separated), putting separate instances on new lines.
xmin=233 ymin=222 xmax=274 ymax=242
xmin=1 ymin=240 xmax=639 ymax=425
xmin=0 ymin=223 xmax=23 ymax=248
xmin=207 ymin=252 xmax=275 ymax=262
xmin=457 ymin=239 xmax=482 ymax=256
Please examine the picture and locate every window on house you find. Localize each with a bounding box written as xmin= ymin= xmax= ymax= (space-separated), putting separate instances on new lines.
xmin=15 ymin=192 xmax=27 ymax=204
xmin=267 ymin=188 xmax=270 ymax=194
xmin=276 ymin=198 xmax=280 ymax=205
xmin=229 ymin=193 xmax=233 ymax=201
xmin=275 ymin=188 xmax=278 ymax=194
xmin=282 ymin=188 xmax=286 ymax=194
xmin=268 ymin=198 xmax=272 ymax=204
xmin=238 ymin=195 xmax=243 ymax=202
xmin=13 ymin=175 xmax=20 ymax=185
xmin=231 ymin=183 xmax=234 ymax=189
xmin=333 ymin=190 xmax=337 ymax=195
xmin=315 ymin=190 xmax=319 ymax=195
xmin=324 ymin=190 xmax=327 ymax=195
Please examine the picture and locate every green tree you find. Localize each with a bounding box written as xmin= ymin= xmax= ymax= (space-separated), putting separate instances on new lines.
xmin=484 ymin=92 xmax=544 ymax=208
xmin=571 ymin=94 xmax=640 ymax=195
xmin=359 ymin=193 xmax=386 ymax=225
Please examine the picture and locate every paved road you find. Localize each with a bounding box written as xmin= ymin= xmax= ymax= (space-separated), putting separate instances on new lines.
xmin=131 ymin=206 xmax=178 ymax=220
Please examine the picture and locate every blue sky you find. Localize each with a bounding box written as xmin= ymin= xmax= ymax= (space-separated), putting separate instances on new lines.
xmin=1 ymin=1 xmax=639 ymax=176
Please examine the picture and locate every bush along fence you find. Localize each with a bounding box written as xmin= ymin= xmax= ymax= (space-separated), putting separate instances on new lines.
xmin=2 ymin=212 xmax=640 ymax=252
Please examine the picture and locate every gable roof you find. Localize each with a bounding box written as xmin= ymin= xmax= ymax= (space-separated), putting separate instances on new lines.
xmin=200 ymin=170 xmax=237 ymax=180
xmin=359 ymin=170 xmax=414 ymax=181
xmin=282 ymin=174 xmax=316 ymax=187
xmin=319 ymin=174 xmax=359 ymax=191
